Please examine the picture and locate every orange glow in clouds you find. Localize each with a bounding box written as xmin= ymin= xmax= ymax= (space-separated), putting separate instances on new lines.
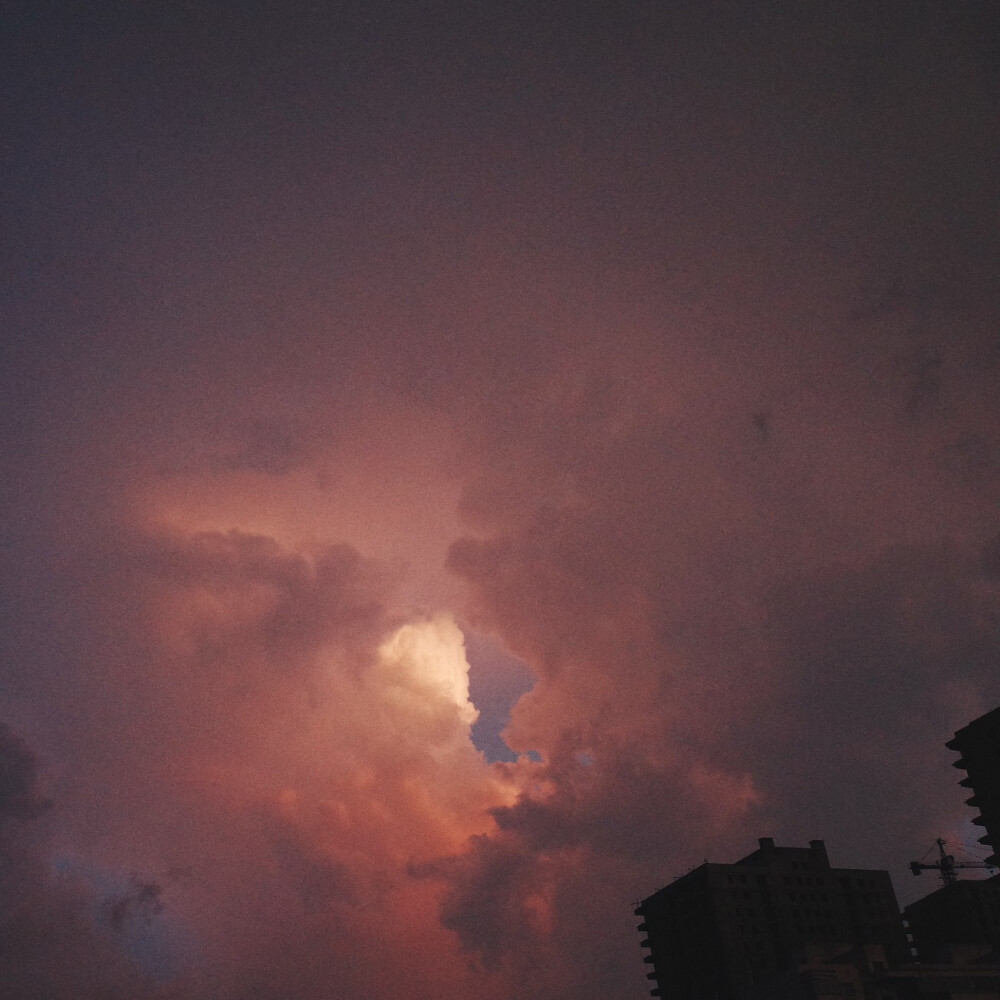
xmin=140 ymin=405 xmax=469 ymax=613
xmin=117 ymin=411 xmax=545 ymax=997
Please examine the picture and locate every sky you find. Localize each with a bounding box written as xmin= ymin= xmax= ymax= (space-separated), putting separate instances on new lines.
xmin=2 ymin=1 xmax=1000 ymax=997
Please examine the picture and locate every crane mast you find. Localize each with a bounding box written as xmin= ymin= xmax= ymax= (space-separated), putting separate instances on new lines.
xmin=908 ymin=838 xmax=995 ymax=884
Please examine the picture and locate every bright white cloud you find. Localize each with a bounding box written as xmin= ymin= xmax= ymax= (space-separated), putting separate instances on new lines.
xmin=377 ymin=616 xmax=480 ymax=729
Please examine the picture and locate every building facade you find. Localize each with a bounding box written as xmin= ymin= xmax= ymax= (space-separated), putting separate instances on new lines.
xmin=635 ymin=838 xmax=909 ymax=1000
xmin=947 ymin=706 xmax=1000 ymax=867
xmin=903 ymin=875 xmax=1000 ymax=964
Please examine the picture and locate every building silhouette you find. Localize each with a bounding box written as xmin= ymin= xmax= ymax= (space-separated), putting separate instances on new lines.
xmin=745 ymin=940 xmax=1000 ymax=1000
xmin=634 ymin=706 xmax=1000 ymax=999
xmin=634 ymin=838 xmax=909 ymax=1000
xmin=903 ymin=874 xmax=1000 ymax=963
xmin=947 ymin=705 xmax=1000 ymax=867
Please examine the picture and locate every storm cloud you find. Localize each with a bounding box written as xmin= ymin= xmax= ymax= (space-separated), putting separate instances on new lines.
xmin=2 ymin=1 xmax=999 ymax=997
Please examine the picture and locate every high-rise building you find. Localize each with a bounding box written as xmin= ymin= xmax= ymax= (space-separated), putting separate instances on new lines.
xmin=903 ymin=875 xmax=1000 ymax=964
xmin=946 ymin=706 xmax=1000 ymax=866
xmin=634 ymin=838 xmax=910 ymax=1000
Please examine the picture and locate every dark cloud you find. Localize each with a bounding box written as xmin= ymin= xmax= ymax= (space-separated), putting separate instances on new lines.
xmin=422 ymin=833 xmax=542 ymax=972
xmin=0 ymin=726 xmax=164 ymax=999
xmin=746 ymin=544 xmax=1000 ymax=870
xmin=106 ymin=877 xmax=164 ymax=932
xmin=0 ymin=725 xmax=50 ymax=823
xmin=268 ymin=823 xmax=357 ymax=913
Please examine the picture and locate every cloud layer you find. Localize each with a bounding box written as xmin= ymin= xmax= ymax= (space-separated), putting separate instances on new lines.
xmin=2 ymin=2 xmax=1000 ymax=997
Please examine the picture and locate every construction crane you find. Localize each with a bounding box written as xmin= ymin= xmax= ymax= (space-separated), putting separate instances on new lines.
xmin=909 ymin=838 xmax=996 ymax=884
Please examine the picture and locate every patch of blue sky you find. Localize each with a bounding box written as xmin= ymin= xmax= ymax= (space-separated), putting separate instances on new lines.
xmin=463 ymin=629 xmax=538 ymax=764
